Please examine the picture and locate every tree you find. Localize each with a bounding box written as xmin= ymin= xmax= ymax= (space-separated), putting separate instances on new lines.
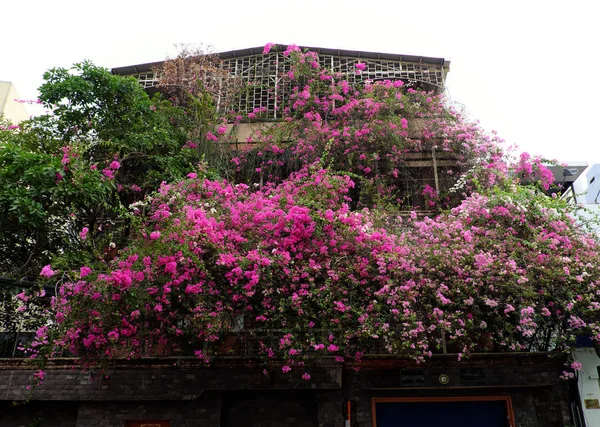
xmin=0 ymin=62 xmax=216 ymax=278
xmin=38 ymin=61 xmax=203 ymax=195
xmin=0 ymin=120 xmax=116 ymax=278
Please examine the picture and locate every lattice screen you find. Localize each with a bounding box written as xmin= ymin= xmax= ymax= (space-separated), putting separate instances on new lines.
xmin=134 ymin=71 xmax=160 ymax=89
xmin=127 ymin=49 xmax=447 ymax=119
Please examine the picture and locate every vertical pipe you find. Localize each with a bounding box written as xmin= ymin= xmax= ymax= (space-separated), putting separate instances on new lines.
xmin=216 ymin=76 xmax=223 ymax=113
xmin=345 ymin=400 xmax=351 ymax=427
xmin=432 ymin=147 xmax=440 ymax=194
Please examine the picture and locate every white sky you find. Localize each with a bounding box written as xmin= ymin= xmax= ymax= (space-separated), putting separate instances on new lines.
xmin=2 ymin=0 xmax=599 ymax=164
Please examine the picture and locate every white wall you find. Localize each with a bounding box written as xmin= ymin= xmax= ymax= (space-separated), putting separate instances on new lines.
xmin=573 ymin=165 xmax=600 ymax=205
xmin=573 ymin=348 xmax=600 ymax=426
xmin=0 ymin=81 xmax=30 ymax=124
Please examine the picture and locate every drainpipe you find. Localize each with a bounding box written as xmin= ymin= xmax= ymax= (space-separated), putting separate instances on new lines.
xmin=432 ymin=147 xmax=440 ymax=194
xmin=346 ymin=401 xmax=351 ymax=427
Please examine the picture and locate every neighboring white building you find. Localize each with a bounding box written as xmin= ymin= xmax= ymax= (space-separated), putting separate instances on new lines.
xmin=572 ymin=164 xmax=600 ymax=205
xmin=561 ymin=164 xmax=600 ymax=427
xmin=0 ymin=81 xmax=30 ymax=123
xmin=572 ymin=347 xmax=600 ymax=427
xmin=553 ymin=163 xmax=600 ymax=234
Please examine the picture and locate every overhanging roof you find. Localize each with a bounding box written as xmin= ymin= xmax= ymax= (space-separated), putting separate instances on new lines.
xmin=547 ymin=162 xmax=588 ymax=185
xmin=112 ymin=44 xmax=450 ymax=75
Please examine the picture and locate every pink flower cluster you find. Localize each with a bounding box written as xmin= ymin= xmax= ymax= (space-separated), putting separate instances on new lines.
xmin=101 ymin=159 xmax=121 ymax=180
xmin=26 ymin=44 xmax=600 ymax=375
xmin=31 ymin=166 xmax=600 ymax=368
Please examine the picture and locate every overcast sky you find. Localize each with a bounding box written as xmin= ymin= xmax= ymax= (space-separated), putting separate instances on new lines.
xmin=2 ymin=0 xmax=598 ymax=164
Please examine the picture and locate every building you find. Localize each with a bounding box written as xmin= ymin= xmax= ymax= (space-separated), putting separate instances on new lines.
xmin=0 ymin=45 xmax=578 ymax=427
xmin=0 ymin=81 xmax=30 ymax=124
xmin=113 ymin=45 xmax=458 ymax=210
xmin=556 ymin=164 xmax=600 ymax=427
xmin=0 ymin=353 xmax=570 ymax=427
xmin=112 ymin=44 xmax=450 ymax=119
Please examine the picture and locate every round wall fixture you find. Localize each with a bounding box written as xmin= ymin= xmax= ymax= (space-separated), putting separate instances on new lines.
xmin=439 ymin=374 xmax=450 ymax=385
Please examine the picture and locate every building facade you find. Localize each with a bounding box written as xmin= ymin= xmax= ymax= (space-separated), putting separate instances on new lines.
xmin=0 ymin=45 xmax=581 ymax=427
xmin=0 ymin=353 xmax=572 ymax=427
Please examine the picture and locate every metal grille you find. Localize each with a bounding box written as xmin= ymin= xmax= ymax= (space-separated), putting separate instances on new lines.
xmin=134 ymin=71 xmax=160 ymax=89
xmin=322 ymin=54 xmax=445 ymax=87
xmin=222 ymin=52 xmax=289 ymax=119
xmin=126 ymin=48 xmax=447 ymax=119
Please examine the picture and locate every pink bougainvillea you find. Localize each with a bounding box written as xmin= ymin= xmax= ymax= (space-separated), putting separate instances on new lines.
xmin=199 ymin=45 xmax=558 ymax=212
xmin=263 ymin=43 xmax=275 ymax=54
xmin=25 ymin=44 xmax=600 ymax=376
xmin=39 ymin=265 xmax=55 ymax=278
xmin=28 ymin=166 xmax=600 ymax=369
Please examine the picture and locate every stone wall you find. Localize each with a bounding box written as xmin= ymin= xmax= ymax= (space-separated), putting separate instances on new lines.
xmin=74 ymin=393 xmax=222 ymax=427
xmin=0 ymin=354 xmax=574 ymax=427
xmin=221 ymin=390 xmax=317 ymax=427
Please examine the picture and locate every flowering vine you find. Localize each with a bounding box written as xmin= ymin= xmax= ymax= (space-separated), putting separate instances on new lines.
xmin=15 ymin=45 xmax=598 ymax=379
xmin=26 ymin=166 xmax=600 ymax=371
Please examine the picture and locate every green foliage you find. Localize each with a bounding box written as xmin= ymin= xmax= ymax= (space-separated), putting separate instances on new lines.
xmin=0 ymin=61 xmax=219 ymax=278
xmin=0 ymin=121 xmax=117 ymax=277
xmin=38 ymin=61 xmax=203 ymax=194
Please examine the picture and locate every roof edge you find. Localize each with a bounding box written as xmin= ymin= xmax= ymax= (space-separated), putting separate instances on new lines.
xmin=112 ymin=44 xmax=450 ymax=76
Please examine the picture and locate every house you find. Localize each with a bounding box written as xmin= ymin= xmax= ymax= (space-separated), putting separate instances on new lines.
xmin=0 ymin=45 xmax=579 ymax=427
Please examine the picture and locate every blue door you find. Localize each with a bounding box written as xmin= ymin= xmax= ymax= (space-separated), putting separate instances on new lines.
xmin=375 ymin=400 xmax=508 ymax=427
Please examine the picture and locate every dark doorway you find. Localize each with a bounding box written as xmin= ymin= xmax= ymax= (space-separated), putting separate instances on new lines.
xmin=373 ymin=397 xmax=513 ymax=427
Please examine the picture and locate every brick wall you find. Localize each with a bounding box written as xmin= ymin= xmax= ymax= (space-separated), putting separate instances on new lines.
xmin=221 ymin=390 xmax=317 ymax=427
xmin=0 ymin=354 xmax=574 ymax=427
xmin=74 ymin=392 xmax=221 ymax=427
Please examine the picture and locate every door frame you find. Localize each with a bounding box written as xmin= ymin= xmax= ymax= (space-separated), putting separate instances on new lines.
xmin=371 ymin=396 xmax=515 ymax=427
